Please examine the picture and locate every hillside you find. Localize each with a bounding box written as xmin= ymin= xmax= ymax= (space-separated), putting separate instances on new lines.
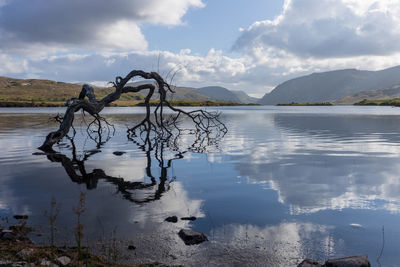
xmin=197 ymin=86 xmax=242 ymax=103
xmin=260 ymin=66 xmax=400 ymax=105
xmin=334 ymin=85 xmax=400 ymax=104
xmin=231 ymin=90 xmax=259 ymax=104
xmin=0 ymin=76 xmax=143 ymax=106
xmin=0 ymin=76 xmax=258 ymax=107
xmin=130 ymin=82 xmax=212 ymax=101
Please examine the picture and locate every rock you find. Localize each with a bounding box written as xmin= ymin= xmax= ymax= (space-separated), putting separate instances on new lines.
xmin=1 ymin=229 xmax=15 ymax=241
xmin=11 ymin=262 xmax=29 ymax=267
xmin=40 ymin=259 xmax=59 ymax=267
xmin=178 ymin=229 xmax=208 ymax=245
xmin=0 ymin=261 xmax=12 ymax=267
xmin=113 ymin=151 xmax=126 ymax=156
xmin=16 ymin=248 xmax=34 ymax=260
xmin=181 ymin=216 xmax=196 ymax=221
xmin=1 ymin=232 xmax=15 ymax=240
xmin=13 ymin=215 xmax=28 ymax=220
xmin=128 ymin=245 xmax=136 ymax=250
xmin=298 ymin=259 xmax=323 ymax=267
xmin=55 ymin=256 xmax=71 ymax=266
xmin=165 ymin=216 xmax=178 ymax=223
xmin=325 ymin=255 xmax=370 ymax=267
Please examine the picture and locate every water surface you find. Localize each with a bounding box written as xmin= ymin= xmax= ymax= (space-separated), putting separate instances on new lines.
xmin=1 ymin=106 xmax=400 ymax=266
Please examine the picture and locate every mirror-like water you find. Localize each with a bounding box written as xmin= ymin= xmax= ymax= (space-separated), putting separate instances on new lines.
xmin=1 ymin=106 xmax=400 ymax=266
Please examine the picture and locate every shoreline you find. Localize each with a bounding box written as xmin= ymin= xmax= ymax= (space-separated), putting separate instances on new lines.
xmin=0 ymin=100 xmax=259 ymax=108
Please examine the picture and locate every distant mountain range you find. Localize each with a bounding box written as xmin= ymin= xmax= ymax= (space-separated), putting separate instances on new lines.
xmin=0 ymin=76 xmax=259 ymax=106
xmin=5 ymin=64 xmax=400 ymax=107
xmin=260 ymin=65 xmax=400 ymax=105
xmin=130 ymin=83 xmax=259 ymax=104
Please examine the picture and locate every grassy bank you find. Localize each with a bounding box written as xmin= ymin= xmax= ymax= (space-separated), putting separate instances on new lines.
xmin=276 ymin=102 xmax=333 ymax=106
xmin=0 ymin=100 xmax=256 ymax=107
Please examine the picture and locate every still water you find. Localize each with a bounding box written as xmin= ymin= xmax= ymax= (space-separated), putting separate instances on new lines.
xmin=1 ymin=106 xmax=400 ymax=266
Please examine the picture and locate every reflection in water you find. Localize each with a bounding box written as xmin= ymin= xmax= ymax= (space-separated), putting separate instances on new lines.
xmin=226 ymin=112 xmax=400 ymax=214
xmin=41 ymin=111 xmax=226 ymax=204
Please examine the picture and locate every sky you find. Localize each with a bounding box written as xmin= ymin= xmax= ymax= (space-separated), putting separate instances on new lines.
xmin=1 ymin=0 xmax=400 ymax=97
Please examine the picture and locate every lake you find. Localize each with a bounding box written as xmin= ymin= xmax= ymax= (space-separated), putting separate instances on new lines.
xmin=1 ymin=106 xmax=400 ymax=266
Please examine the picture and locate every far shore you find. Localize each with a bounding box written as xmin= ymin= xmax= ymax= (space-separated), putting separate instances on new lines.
xmin=0 ymin=100 xmax=260 ymax=108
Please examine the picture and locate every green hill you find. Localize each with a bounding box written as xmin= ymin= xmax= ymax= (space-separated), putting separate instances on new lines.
xmin=0 ymin=76 xmax=143 ymax=107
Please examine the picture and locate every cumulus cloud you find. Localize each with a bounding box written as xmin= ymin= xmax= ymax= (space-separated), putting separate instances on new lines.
xmin=2 ymin=0 xmax=400 ymax=97
xmin=0 ymin=0 xmax=203 ymax=54
xmin=234 ymin=0 xmax=400 ymax=58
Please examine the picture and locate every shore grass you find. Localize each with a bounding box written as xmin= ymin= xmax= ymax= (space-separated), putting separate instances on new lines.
xmin=0 ymin=100 xmax=258 ymax=107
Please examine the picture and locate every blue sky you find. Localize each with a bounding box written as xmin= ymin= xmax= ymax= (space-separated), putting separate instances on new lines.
xmin=142 ymin=0 xmax=284 ymax=54
xmin=1 ymin=0 xmax=400 ymax=97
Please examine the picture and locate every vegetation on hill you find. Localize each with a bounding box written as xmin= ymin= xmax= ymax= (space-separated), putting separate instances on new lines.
xmin=0 ymin=76 xmax=144 ymax=107
xmin=354 ymin=98 xmax=400 ymax=107
xmin=334 ymin=85 xmax=400 ymax=105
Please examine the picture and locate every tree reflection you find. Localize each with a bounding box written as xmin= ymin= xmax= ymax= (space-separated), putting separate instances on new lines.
xmin=41 ymin=122 xmax=225 ymax=204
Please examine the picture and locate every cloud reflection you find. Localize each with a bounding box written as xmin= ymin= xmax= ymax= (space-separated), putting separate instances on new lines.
xmin=224 ymin=112 xmax=400 ymax=214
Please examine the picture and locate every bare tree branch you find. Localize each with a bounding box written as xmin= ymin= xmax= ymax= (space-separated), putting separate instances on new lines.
xmin=39 ymin=69 xmax=227 ymax=152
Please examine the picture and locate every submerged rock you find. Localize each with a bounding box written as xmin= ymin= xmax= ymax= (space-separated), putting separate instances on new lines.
xmin=165 ymin=216 xmax=178 ymax=223
xmin=181 ymin=216 xmax=196 ymax=221
xmin=113 ymin=151 xmax=126 ymax=156
xmin=298 ymin=255 xmax=370 ymax=267
xmin=297 ymin=259 xmax=322 ymax=267
xmin=325 ymin=255 xmax=370 ymax=267
xmin=178 ymin=229 xmax=208 ymax=245
xmin=13 ymin=215 xmax=28 ymax=220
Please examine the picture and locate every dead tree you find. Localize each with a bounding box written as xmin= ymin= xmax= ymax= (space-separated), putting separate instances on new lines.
xmin=39 ymin=70 xmax=227 ymax=152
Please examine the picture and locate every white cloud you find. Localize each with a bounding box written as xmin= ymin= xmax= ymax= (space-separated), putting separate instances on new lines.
xmin=234 ymin=0 xmax=400 ymax=58
xmin=0 ymin=0 xmax=204 ymax=54
xmin=2 ymin=0 xmax=400 ymax=97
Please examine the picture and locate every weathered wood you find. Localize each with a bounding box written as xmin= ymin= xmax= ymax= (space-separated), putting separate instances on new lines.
xmin=39 ymin=70 xmax=226 ymax=151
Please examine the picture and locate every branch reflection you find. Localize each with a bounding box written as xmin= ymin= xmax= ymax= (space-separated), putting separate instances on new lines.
xmin=42 ymin=123 xmax=226 ymax=204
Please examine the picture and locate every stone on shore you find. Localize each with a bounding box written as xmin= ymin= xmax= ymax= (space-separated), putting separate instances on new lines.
xmin=16 ymin=248 xmax=35 ymax=260
xmin=55 ymin=256 xmax=71 ymax=266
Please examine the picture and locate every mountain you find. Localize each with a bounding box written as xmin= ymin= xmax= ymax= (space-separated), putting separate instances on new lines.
xmin=133 ymin=83 xmax=258 ymax=103
xmin=260 ymin=66 xmax=400 ymax=105
xmin=197 ymin=86 xmax=242 ymax=103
